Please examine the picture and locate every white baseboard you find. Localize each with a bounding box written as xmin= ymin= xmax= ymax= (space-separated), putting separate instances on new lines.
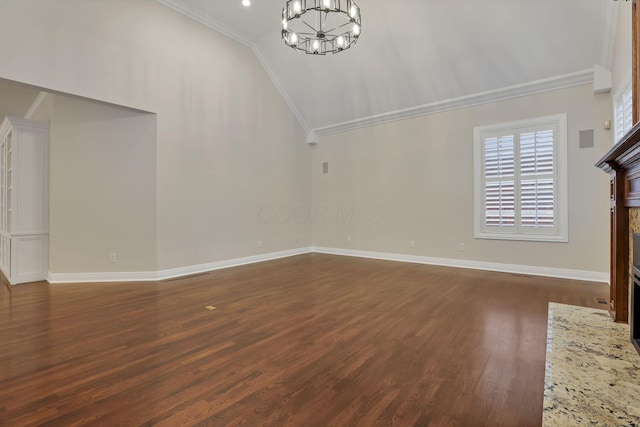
xmin=47 ymin=270 xmax=158 ymax=284
xmin=155 ymin=247 xmax=312 ymax=281
xmin=312 ymin=247 xmax=609 ymax=284
xmin=46 ymin=246 xmax=608 ymax=285
xmin=47 ymin=247 xmax=313 ymax=284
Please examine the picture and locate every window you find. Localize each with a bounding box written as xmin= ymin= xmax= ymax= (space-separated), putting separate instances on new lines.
xmin=614 ymin=79 xmax=633 ymax=143
xmin=473 ymin=114 xmax=568 ymax=242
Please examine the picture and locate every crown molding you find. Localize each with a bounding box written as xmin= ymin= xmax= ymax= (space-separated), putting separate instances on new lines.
xmin=24 ymin=91 xmax=51 ymax=120
xmin=597 ymin=0 xmax=619 ymax=70
xmin=155 ymin=0 xmax=311 ymax=134
xmin=313 ymin=69 xmax=595 ymax=136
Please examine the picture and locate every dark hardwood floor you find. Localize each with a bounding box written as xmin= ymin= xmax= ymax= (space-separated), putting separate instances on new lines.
xmin=0 ymin=254 xmax=608 ymax=426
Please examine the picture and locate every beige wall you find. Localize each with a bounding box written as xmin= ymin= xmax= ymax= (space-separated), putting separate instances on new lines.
xmin=312 ymin=84 xmax=611 ymax=273
xmin=49 ymin=94 xmax=157 ymax=273
xmin=0 ymin=0 xmax=311 ymax=273
xmin=0 ymin=0 xmax=613 ymax=277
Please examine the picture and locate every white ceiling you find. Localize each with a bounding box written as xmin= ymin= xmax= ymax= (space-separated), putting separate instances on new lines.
xmin=158 ymin=0 xmax=612 ymax=132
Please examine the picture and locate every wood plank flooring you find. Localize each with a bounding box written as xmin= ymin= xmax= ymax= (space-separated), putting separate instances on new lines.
xmin=0 ymin=254 xmax=608 ymax=426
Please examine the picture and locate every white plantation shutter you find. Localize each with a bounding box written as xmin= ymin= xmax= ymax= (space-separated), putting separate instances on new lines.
xmin=519 ymin=129 xmax=554 ymax=176
xmin=518 ymin=127 xmax=556 ymax=232
xmin=474 ymin=114 xmax=567 ymax=242
xmin=483 ymin=134 xmax=515 ymax=230
xmin=615 ymin=83 xmax=633 ymax=142
xmin=520 ymin=179 xmax=554 ymax=227
xmin=484 ymin=135 xmax=514 ymax=177
xmin=485 ymin=181 xmax=515 ymax=227
xmin=615 ymin=102 xmax=624 ymax=141
xmin=624 ymin=88 xmax=633 ymax=134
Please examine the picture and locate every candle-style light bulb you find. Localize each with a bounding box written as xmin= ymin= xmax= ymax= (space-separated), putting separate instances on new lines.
xmin=313 ymin=39 xmax=320 ymax=52
xmin=353 ymin=24 xmax=360 ymax=36
xmin=290 ymin=32 xmax=298 ymax=45
xmin=293 ymin=1 xmax=301 ymax=14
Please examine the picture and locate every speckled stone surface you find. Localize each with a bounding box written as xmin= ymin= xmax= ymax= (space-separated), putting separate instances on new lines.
xmin=543 ymin=303 xmax=640 ymax=426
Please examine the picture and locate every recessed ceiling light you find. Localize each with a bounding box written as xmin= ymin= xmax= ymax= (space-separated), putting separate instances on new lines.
xmin=242 ymin=0 xmax=251 ymax=6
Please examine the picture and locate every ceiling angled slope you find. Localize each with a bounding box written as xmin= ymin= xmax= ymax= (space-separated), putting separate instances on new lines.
xmin=157 ymin=0 xmax=617 ymax=136
xmin=598 ymin=0 xmax=620 ymax=69
xmin=156 ymin=0 xmax=311 ymax=133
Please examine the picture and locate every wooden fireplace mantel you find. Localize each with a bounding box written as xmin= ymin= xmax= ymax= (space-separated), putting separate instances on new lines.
xmin=597 ymin=122 xmax=640 ymax=174
xmin=597 ymin=124 xmax=640 ymax=323
xmin=596 ymin=123 xmax=640 ymax=322
xmin=596 ymin=122 xmax=640 ymax=323
xmin=595 ymin=0 xmax=640 ymax=323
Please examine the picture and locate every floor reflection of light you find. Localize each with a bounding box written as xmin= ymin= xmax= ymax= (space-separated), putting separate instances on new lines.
xmin=473 ymin=305 xmax=547 ymax=411
xmin=481 ymin=308 xmax=517 ymax=353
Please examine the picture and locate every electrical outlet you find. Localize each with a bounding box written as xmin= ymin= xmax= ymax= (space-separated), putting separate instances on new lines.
xmin=410 ymin=240 xmax=416 ymax=248
xmin=459 ymin=243 xmax=466 ymax=252
xmin=110 ymin=252 xmax=117 ymax=263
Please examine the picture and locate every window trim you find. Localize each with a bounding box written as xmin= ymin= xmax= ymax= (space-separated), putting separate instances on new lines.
xmin=473 ymin=113 xmax=568 ymax=243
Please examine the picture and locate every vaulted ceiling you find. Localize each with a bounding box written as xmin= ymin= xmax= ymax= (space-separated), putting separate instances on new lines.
xmin=157 ymin=0 xmax=616 ymax=134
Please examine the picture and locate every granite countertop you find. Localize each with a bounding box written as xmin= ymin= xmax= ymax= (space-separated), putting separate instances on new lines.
xmin=543 ymin=303 xmax=640 ymax=426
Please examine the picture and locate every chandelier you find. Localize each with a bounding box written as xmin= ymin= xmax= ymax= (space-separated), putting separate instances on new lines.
xmin=281 ymin=0 xmax=361 ymax=55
